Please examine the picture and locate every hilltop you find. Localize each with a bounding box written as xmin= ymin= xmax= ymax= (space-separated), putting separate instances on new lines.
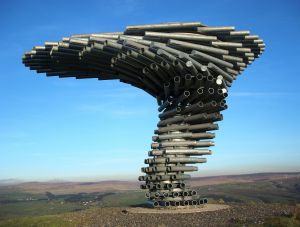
xmin=0 ymin=172 xmax=299 ymax=226
xmin=1 ymin=172 xmax=298 ymax=194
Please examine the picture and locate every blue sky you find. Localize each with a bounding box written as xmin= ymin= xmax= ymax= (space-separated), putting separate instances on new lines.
xmin=0 ymin=0 xmax=299 ymax=181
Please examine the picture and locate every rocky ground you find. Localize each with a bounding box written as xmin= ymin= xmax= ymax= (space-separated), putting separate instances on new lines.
xmin=63 ymin=203 xmax=299 ymax=227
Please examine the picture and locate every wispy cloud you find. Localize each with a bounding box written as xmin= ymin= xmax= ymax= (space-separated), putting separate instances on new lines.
xmin=87 ymin=87 xmax=146 ymax=99
xmin=231 ymin=92 xmax=266 ymax=97
xmin=102 ymin=90 xmax=144 ymax=98
xmin=108 ymin=0 xmax=144 ymax=17
xmin=230 ymin=91 xmax=298 ymax=97
xmin=111 ymin=109 xmax=148 ymax=116
xmin=51 ymin=81 xmax=147 ymax=99
xmin=76 ymin=102 xmax=150 ymax=117
xmin=0 ymin=131 xmax=30 ymax=140
xmin=50 ymin=79 xmax=88 ymax=88
xmin=75 ymin=86 xmax=152 ymax=116
xmin=76 ymin=103 xmax=111 ymax=113
xmin=75 ymin=157 xmax=139 ymax=167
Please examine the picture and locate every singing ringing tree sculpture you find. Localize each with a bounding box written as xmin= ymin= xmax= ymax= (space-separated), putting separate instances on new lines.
xmin=22 ymin=22 xmax=265 ymax=208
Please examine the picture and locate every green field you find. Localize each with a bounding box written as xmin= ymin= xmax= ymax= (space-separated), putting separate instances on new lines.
xmin=0 ymin=215 xmax=71 ymax=227
xmin=0 ymin=189 xmax=113 ymax=220
xmin=194 ymin=177 xmax=300 ymax=204
xmin=0 ymin=177 xmax=299 ymax=226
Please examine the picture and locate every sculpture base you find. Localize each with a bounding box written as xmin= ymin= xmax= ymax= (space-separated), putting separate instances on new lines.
xmin=126 ymin=204 xmax=230 ymax=214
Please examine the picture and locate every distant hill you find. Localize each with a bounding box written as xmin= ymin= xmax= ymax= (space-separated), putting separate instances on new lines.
xmin=1 ymin=172 xmax=299 ymax=194
xmin=190 ymin=172 xmax=300 ymax=187
xmin=0 ymin=172 xmax=299 ymax=225
xmin=0 ymin=179 xmax=23 ymax=186
xmin=13 ymin=180 xmax=140 ymax=194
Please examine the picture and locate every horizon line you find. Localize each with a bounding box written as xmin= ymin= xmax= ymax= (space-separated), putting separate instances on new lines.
xmin=1 ymin=171 xmax=299 ymax=184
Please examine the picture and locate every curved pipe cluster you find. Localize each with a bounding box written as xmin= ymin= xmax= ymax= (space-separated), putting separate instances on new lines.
xmin=22 ymin=21 xmax=264 ymax=208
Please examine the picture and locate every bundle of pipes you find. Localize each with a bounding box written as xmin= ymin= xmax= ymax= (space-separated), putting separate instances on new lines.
xmin=22 ymin=22 xmax=265 ymax=208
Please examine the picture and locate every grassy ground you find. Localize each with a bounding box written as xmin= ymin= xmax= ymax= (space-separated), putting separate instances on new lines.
xmin=0 ymin=188 xmax=85 ymax=220
xmin=0 ymin=215 xmax=71 ymax=227
xmin=1 ymin=204 xmax=298 ymax=227
xmin=262 ymin=207 xmax=300 ymax=227
xmin=0 ymin=200 xmax=83 ymax=220
xmin=100 ymin=191 xmax=145 ymax=207
xmin=0 ymin=177 xmax=299 ymax=226
xmin=194 ymin=177 xmax=300 ymax=205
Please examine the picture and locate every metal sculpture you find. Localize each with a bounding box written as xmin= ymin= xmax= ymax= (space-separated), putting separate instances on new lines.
xmin=22 ymin=22 xmax=265 ymax=208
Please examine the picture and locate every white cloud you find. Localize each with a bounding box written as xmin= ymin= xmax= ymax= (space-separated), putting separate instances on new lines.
xmin=76 ymin=103 xmax=151 ymax=117
xmin=231 ymin=92 xmax=266 ymax=96
xmin=230 ymin=91 xmax=297 ymax=97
